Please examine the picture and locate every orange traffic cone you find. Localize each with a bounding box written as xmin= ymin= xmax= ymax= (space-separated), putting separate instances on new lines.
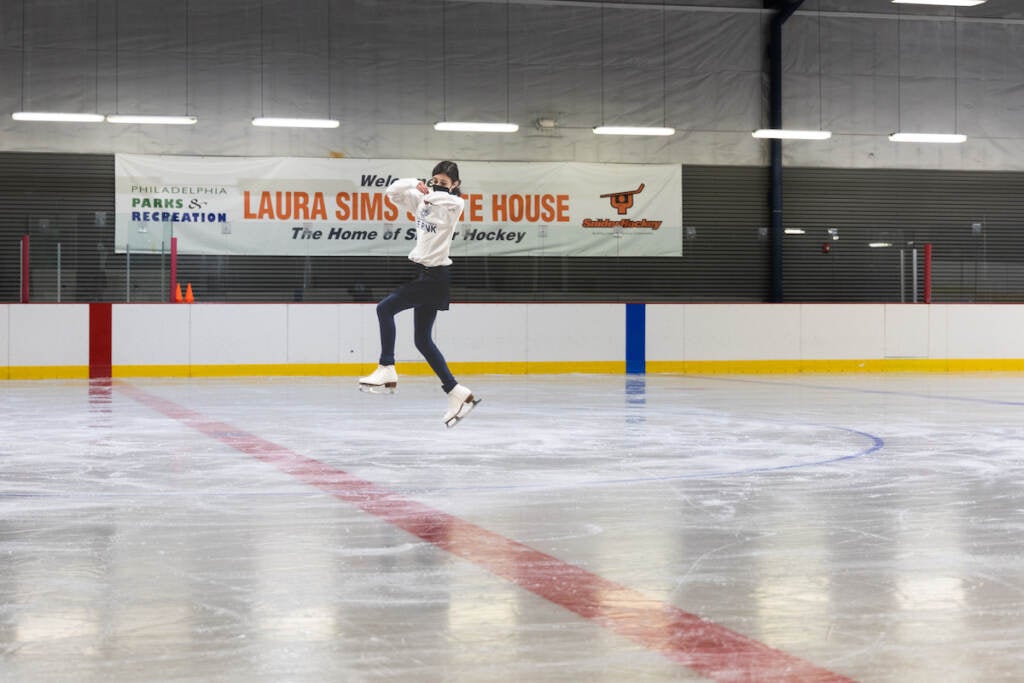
xmin=174 ymin=282 xmax=183 ymax=303
xmin=184 ymin=282 xmax=195 ymax=303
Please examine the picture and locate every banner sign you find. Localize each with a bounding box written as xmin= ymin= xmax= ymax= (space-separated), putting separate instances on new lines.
xmin=115 ymin=155 xmax=682 ymax=257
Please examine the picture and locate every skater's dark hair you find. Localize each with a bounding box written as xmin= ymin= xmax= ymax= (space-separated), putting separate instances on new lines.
xmin=432 ymin=160 xmax=462 ymax=196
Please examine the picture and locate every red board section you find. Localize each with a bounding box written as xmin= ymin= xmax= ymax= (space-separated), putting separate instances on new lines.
xmin=20 ymin=235 xmax=30 ymax=303
xmin=924 ymin=243 xmax=933 ymax=304
xmin=89 ymin=303 xmax=113 ymax=379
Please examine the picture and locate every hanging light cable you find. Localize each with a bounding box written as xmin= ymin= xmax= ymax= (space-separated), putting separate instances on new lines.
xmin=889 ymin=5 xmax=965 ymax=142
xmin=662 ymin=0 xmax=668 ymax=130
xmin=251 ymin=0 xmax=337 ymax=128
xmin=753 ymin=4 xmax=831 ymax=140
xmin=12 ymin=0 xmax=103 ymax=123
xmin=434 ymin=0 xmax=518 ymax=133
xmin=594 ymin=1 xmax=675 ymax=136
xmin=106 ymin=0 xmax=196 ymax=125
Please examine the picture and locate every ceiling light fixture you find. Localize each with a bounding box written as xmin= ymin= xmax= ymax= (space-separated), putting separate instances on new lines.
xmin=892 ymin=1 xmax=985 ymax=7
xmin=593 ymin=126 xmax=675 ymax=136
xmin=252 ymin=117 xmax=339 ymax=128
xmin=434 ymin=121 xmax=518 ymax=133
xmin=13 ymin=112 xmax=105 ymax=123
xmin=107 ymin=114 xmax=197 ymax=125
xmin=753 ymin=129 xmax=832 ymax=140
xmin=889 ymin=132 xmax=967 ymax=143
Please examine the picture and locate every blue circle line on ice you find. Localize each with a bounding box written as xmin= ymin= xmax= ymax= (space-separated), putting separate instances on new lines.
xmin=400 ymin=423 xmax=886 ymax=493
xmin=690 ymin=374 xmax=1024 ymax=407
xmin=0 ymin=424 xmax=883 ymax=499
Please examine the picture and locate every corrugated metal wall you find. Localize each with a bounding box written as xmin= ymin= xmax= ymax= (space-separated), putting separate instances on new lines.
xmin=2 ymin=153 xmax=1022 ymax=303
xmin=782 ymin=168 xmax=1024 ymax=302
xmin=0 ymin=153 xmax=113 ymax=303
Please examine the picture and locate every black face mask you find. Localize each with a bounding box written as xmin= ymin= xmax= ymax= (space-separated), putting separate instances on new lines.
xmin=428 ymin=180 xmax=451 ymax=193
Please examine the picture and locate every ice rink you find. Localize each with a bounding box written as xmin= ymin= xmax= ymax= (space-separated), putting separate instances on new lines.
xmin=1 ymin=373 xmax=1022 ymax=682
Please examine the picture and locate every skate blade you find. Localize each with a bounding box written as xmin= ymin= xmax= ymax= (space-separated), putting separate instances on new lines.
xmin=444 ymin=398 xmax=481 ymax=428
xmin=359 ymin=383 xmax=396 ymax=395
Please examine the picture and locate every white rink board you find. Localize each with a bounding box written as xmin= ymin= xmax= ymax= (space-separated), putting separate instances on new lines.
xmin=335 ymin=305 xmax=367 ymax=367
xmin=113 ymin=305 xmax=190 ymax=366
xmin=645 ymin=304 xmax=687 ymax=362
xmin=8 ymin=305 xmax=88 ymax=367
xmin=0 ymin=305 xmax=9 ymax=367
xmin=673 ymin=305 xmax=802 ymax=362
xmin=883 ymin=304 xmax=930 ymax=358
xmin=525 ymin=304 xmax=624 ymax=363
xmin=434 ymin=304 xmax=529 ymax=363
xmin=799 ymin=304 xmax=886 ymax=360
xmin=189 ymin=305 xmax=289 ymax=366
xmin=945 ymin=305 xmax=1024 ymax=358
xmin=286 ymin=305 xmax=341 ymax=365
xmin=926 ymin=305 xmax=949 ymax=360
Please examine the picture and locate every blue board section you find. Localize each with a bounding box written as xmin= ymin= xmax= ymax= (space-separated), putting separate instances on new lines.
xmin=625 ymin=303 xmax=646 ymax=374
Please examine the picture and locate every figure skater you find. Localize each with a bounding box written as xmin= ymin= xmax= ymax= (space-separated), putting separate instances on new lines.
xmin=358 ymin=160 xmax=480 ymax=427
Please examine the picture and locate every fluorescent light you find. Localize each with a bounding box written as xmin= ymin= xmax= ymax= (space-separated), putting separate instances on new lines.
xmin=107 ymin=114 xmax=197 ymax=125
xmin=252 ymin=117 xmax=339 ymax=129
xmin=889 ymin=132 xmax=967 ymax=143
xmin=784 ymin=228 xmax=806 ymax=235
xmin=868 ymin=242 xmax=894 ymax=248
xmin=892 ymin=1 xmax=986 ymax=6
xmin=593 ymin=126 xmax=675 ymax=136
xmin=12 ymin=111 xmax=104 ymax=123
xmin=434 ymin=121 xmax=519 ymax=133
xmin=753 ymin=128 xmax=832 ymax=140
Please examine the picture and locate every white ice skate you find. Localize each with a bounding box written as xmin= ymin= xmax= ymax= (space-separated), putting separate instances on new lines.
xmin=443 ymin=384 xmax=481 ymax=428
xmin=358 ymin=365 xmax=398 ymax=394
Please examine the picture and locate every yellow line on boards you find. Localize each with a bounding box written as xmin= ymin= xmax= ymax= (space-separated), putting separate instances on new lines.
xmin=646 ymin=359 xmax=1024 ymax=374
xmin=6 ymin=366 xmax=89 ymax=380
xmin=6 ymin=358 xmax=1024 ymax=380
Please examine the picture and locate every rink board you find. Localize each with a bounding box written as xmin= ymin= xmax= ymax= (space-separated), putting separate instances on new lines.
xmin=4 ymin=302 xmax=1024 ymax=378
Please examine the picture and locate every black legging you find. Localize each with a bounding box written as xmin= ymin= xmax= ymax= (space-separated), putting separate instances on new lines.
xmin=376 ymin=294 xmax=458 ymax=393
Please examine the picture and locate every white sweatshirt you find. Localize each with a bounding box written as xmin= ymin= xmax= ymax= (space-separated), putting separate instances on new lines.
xmin=385 ymin=178 xmax=465 ymax=267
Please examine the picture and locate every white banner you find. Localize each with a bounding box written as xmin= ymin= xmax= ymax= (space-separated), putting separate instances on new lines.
xmin=115 ymin=155 xmax=682 ymax=257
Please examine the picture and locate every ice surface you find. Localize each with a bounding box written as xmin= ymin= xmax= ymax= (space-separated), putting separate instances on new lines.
xmin=1 ymin=373 xmax=1022 ymax=682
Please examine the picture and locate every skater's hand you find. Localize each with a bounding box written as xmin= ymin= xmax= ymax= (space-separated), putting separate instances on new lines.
xmin=416 ymin=181 xmax=430 ymax=194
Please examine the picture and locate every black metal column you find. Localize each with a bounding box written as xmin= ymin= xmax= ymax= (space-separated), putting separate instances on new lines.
xmin=767 ymin=0 xmax=803 ymax=302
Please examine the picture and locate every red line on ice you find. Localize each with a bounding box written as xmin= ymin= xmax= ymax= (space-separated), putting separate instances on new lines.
xmin=120 ymin=382 xmax=856 ymax=683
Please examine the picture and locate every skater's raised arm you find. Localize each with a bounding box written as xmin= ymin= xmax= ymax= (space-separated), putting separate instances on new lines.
xmin=385 ymin=177 xmax=425 ymax=214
